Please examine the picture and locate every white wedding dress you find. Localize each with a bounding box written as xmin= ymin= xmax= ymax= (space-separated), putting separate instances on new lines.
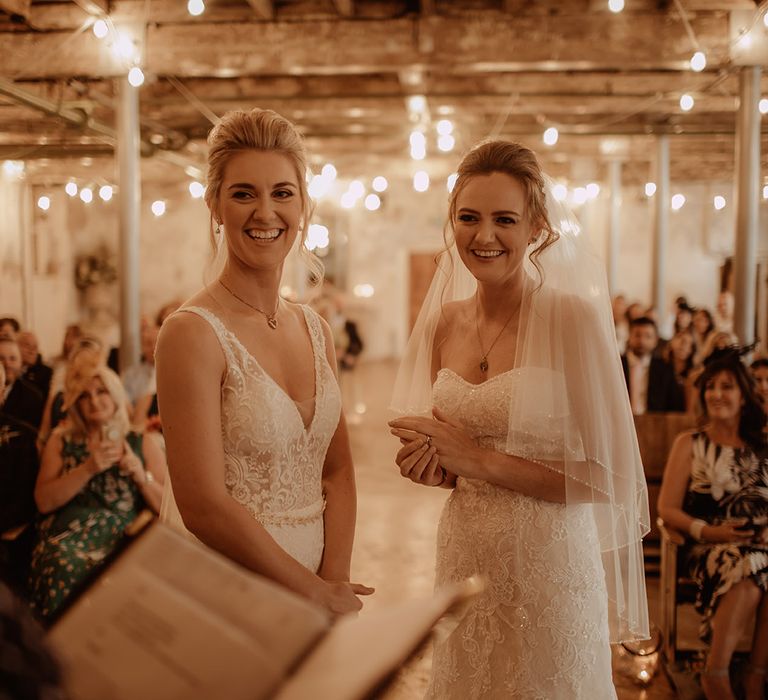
xmin=426 ymin=368 xmax=616 ymax=699
xmin=160 ymin=305 xmax=341 ymax=572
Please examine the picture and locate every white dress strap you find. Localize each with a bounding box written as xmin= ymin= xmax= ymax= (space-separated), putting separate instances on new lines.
xmin=174 ymin=306 xmax=238 ymax=368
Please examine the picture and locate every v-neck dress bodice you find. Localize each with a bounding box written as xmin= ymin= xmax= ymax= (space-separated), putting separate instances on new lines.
xmin=163 ymin=304 xmax=341 ymax=572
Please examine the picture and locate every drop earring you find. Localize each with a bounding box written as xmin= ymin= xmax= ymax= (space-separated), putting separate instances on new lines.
xmin=215 ymin=222 xmax=222 ymax=235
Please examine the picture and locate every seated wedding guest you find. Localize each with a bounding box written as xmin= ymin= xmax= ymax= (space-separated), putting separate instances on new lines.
xmin=28 ymin=364 xmax=166 ymax=620
xmin=674 ymin=299 xmax=694 ymax=335
xmin=658 ymin=347 xmax=768 ymax=700
xmin=0 ymin=362 xmax=40 ymax=595
xmin=663 ymin=330 xmax=695 ymax=386
xmin=612 ymin=294 xmax=629 ymax=352
xmin=751 ymin=358 xmax=768 ymax=411
xmin=49 ymin=324 xmax=82 ymax=377
xmin=0 ymin=338 xmax=44 ymax=430
xmin=693 ymin=307 xmax=717 ymax=366
xmin=121 ymin=324 xmax=159 ymax=407
xmin=621 ymin=317 xmax=685 ymax=414
xmin=0 ymin=316 xmax=20 ymax=341
xmin=18 ymin=331 xmax=52 ymax=400
xmin=38 ymin=336 xmax=104 ymax=448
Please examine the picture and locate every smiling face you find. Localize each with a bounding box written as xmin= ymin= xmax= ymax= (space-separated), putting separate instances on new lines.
xmin=215 ymin=150 xmax=303 ymax=272
xmin=703 ymin=370 xmax=743 ymax=423
xmin=453 ymin=172 xmax=537 ymax=286
xmin=76 ymin=376 xmax=117 ymax=428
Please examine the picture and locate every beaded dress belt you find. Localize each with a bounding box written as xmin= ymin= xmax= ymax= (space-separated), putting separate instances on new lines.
xmin=258 ymin=498 xmax=326 ymax=527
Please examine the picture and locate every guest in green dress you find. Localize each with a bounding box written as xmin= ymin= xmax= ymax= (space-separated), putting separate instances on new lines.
xmin=28 ymin=363 xmax=166 ymax=620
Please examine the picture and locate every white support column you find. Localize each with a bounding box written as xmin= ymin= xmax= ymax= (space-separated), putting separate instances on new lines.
xmin=117 ymin=76 xmax=141 ymax=373
xmin=606 ymin=159 xmax=621 ymax=296
xmin=652 ymin=135 xmax=670 ymax=317
xmin=733 ymin=66 xmax=761 ymax=345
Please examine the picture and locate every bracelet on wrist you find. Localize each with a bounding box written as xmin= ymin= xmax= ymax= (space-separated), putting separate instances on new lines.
xmin=689 ymin=518 xmax=707 ymax=542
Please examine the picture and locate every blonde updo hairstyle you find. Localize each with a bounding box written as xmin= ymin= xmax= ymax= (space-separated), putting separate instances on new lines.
xmin=62 ymin=363 xmax=130 ymax=442
xmin=204 ymin=108 xmax=322 ymax=283
xmin=447 ymin=140 xmax=559 ymax=286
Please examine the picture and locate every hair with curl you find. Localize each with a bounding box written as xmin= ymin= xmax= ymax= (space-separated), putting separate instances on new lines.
xmin=696 ymin=350 xmax=767 ymax=452
xmin=203 ymin=108 xmax=322 ymax=284
xmin=443 ymin=140 xmax=560 ymax=289
xmin=62 ymin=363 xmax=130 ymax=442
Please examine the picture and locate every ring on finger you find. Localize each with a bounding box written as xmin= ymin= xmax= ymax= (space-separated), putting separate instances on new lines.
xmin=426 ymin=435 xmax=432 ymax=448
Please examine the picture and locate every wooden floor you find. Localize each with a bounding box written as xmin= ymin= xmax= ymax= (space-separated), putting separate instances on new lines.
xmin=346 ymin=360 xmax=686 ymax=700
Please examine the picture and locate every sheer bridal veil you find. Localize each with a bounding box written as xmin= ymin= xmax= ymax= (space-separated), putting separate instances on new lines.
xmin=391 ymin=171 xmax=650 ymax=643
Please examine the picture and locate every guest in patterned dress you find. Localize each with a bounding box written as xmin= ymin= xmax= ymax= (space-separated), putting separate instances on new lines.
xmin=659 ymin=348 xmax=768 ymax=700
xmin=28 ymin=364 xmax=166 ymax=621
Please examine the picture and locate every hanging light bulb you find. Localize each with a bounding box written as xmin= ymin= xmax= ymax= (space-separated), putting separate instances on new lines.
xmin=65 ymin=182 xmax=78 ymax=197
xmin=438 ymin=134 xmax=455 ymax=152
xmin=713 ymin=195 xmax=726 ymax=210
xmin=413 ymin=171 xmax=430 ymax=192
xmin=437 ymin=119 xmax=453 ymax=135
xmin=447 ymin=173 xmax=458 ymax=192
xmin=372 ymin=176 xmax=388 ymax=192
xmin=759 ymin=98 xmax=768 ymax=115
xmin=92 ymin=19 xmax=109 ymax=39
xmin=151 ymin=200 xmax=166 ymax=217
xmin=645 ymin=182 xmax=657 ymax=197
xmin=188 ymin=181 xmax=205 ymax=198
xmin=671 ymin=193 xmax=686 ymax=210
xmin=79 ymin=187 xmax=93 ymax=204
xmin=187 ymin=0 xmax=205 ymax=16
xmin=679 ymin=93 xmax=694 ymax=111
xmin=128 ymin=66 xmax=145 ymax=87
xmin=364 ymin=194 xmax=381 ymax=211
xmin=689 ymin=51 xmax=706 ymax=72
xmin=99 ymin=185 xmax=113 ymax=201
xmin=586 ymin=183 xmax=600 ymax=199
xmin=552 ymin=183 xmax=568 ymax=201
xmin=608 ymin=0 xmax=624 ymax=12
xmin=543 ymin=127 xmax=559 ymax=146
xmin=37 ymin=195 xmax=51 ymax=211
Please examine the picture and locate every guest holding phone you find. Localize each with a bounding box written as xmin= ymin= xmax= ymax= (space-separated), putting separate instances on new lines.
xmin=28 ymin=363 xmax=166 ymax=620
xmin=659 ymin=347 xmax=768 ymax=700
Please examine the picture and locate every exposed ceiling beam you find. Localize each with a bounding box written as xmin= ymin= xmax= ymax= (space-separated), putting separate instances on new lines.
xmin=331 ymin=0 xmax=354 ymax=17
xmin=245 ymin=0 xmax=274 ymax=20
xmin=0 ymin=0 xmax=29 ymax=18
xmin=71 ymin=0 xmax=109 ymax=15
xmin=0 ymin=12 xmax=731 ymax=79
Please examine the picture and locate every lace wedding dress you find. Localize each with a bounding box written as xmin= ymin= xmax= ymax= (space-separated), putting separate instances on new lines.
xmin=426 ymin=368 xmax=616 ymax=699
xmin=160 ymin=305 xmax=341 ymax=573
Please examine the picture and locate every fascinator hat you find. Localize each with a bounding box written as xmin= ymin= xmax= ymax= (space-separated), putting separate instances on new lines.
xmin=391 ymin=139 xmax=651 ymax=642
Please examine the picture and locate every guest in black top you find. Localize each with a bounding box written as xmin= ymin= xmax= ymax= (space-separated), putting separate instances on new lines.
xmin=0 ymin=339 xmax=44 ymax=430
xmin=621 ymin=317 xmax=685 ymax=414
xmin=18 ymin=331 xmax=52 ymax=400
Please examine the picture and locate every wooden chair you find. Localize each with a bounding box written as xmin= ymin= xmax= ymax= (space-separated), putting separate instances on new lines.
xmin=633 ymin=413 xmax=695 ymax=575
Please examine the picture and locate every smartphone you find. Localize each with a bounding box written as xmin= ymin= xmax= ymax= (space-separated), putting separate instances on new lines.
xmin=101 ymin=421 xmax=121 ymax=444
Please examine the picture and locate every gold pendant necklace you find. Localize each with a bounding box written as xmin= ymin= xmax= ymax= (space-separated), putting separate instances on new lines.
xmin=475 ymin=294 xmax=518 ymax=374
xmin=219 ymin=279 xmax=280 ymax=329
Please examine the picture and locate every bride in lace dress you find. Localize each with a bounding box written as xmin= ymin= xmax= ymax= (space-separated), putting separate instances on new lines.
xmin=156 ymin=108 xmax=372 ymax=615
xmin=390 ymin=141 xmax=649 ymax=698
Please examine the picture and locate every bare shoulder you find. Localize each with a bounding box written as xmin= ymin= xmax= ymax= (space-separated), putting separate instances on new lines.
xmin=670 ymin=429 xmax=696 ymax=452
xmin=156 ymin=305 xmax=223 ymax=369
xmin=436 ymin=299 xmax=470 ymax=336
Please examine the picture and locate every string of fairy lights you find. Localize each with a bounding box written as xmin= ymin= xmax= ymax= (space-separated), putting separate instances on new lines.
xmin=3 ymin=1 xmax=768 ymax=263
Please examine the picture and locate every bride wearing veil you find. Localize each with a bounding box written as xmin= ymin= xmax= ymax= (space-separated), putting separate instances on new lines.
xmin=389 ymin=141 xmax=650 ymax=698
